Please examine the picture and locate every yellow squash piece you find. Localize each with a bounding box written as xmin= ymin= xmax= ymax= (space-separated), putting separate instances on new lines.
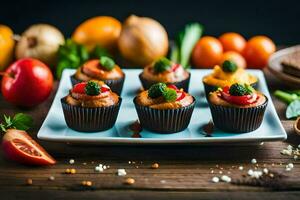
xmin=0 ymin=25 xmax=15 ymax=71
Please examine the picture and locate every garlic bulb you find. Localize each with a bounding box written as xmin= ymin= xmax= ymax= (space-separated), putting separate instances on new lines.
xmin=118 ymin=15 xmax=169 ymax=67
xmin=15 ymin=24 xmax=65 ymax=67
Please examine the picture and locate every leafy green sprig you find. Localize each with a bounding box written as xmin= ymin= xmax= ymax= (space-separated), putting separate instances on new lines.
xmin=0 ymin=113 xmax=33 ymax=132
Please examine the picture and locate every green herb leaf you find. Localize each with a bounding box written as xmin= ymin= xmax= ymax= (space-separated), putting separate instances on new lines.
xmin=100 ymin=56 xmax=115 ymax=71
xmin=245 ymin=84 xmax=255 ymax=95
xmin=12 ymin=113 xmax=34 ymax=131
xmin=222 ymin=60 xmax=238 ymax=73
xmin=162 ymin=88 xmax=177 ymax=102
xmin=274 ymin=90 xmax=300 ymax=104
xmin=229 ymin=83 xmax=248 ymax=96
xmin=148 ymin=83 xmax=167 ymax=98
xmin=85 ymin=81 xmax=100 ymax=96
xmin=154 ymin=57 xmax=172 ymax=73
xmin=286 ymin=100 xmax=300 ymax=119
xmin=56 ymin=39 xmax=89 ymax=79
xmin=177 ymin=23 xmax=203 ymax=68
xmin=0 ymin=113 xmax=33 ymax=132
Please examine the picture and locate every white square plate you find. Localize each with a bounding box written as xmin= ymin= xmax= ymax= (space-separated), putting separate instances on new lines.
xmin=37 ymin=69 xmax=287 ymax=145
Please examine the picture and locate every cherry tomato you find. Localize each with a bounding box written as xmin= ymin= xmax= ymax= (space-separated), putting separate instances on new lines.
xmin=192 ymin=36 xmax=223 ymax=68
xmin=221 ymin=90 xmax=258 ymax=105
xmin=220 ymin=51 xmax=246 ymax=68
xmin=243 ymin=36 xmax=276 ymax=68
xmin=219 ymin=32 xmax=246 ymax=53
xmin=2 ymin=129 xmax=56 ymax=165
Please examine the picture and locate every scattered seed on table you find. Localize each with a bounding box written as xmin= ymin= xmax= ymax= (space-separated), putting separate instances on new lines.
xmin=251 ymin=158 xmax=257 ymax=164
xmin=212 ymin=177 xmax=219 ymax=183
xmin=81 ymin=181 xmax=92 ymax=186
xmin=69 ymin=159 xmax=75 ymax=164
xmin=124 ymin=178 xmax=135 ymax=185
xmin=151 ymin=163 xmax=159 ymax=169
xmin=26 ymin=179 xmax=33 ymax=185
xmin=48 ymin=176 xmax=55 ymax=181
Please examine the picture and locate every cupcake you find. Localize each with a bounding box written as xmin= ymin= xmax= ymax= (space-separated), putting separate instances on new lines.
xmin=71 ymin=56 xmax=125 ymax=95
xmin=134 ymin=82 xmax=195 ymax=133
xmin=61 ymin=80 xmax=122 ymax=132
xmin=208 ymin=83 xmax=268 ymax=133
xmin=202 ymin=60 xmax=258 ymax=96
xmin=139 ymin=57 xmax=190 ymax=91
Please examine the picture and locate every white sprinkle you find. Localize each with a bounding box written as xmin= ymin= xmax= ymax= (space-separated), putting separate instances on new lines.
xmin=281 ymin=149 xmax=292 ymax=156
xmin=103 ymin=165 xmax=107 ymax=170
xmin=160 ymin=180 xmax=166 ymax=184
xmin=69 ymin=159 xmax=75 ymax=164
xmin=248 ymin=169 xmax=254 ymax=176
xmin=287 ymin=163 xmax=294 ymax=169
xmin=219 ymin=171 xmax=223 ymax=174
xmin=221 ymin=175 xmax=231 ymax=183
xmin=260 ymin=142 xmax=264 ymax=145
xmin=212 ymin=177 xmax=220 ymax=183
xmin=251 ymin=158 xmax=257 ymax=164
xmin=210 ymin=170 xmax=214 ymax=174
xmin=298 ymin=144 xmax=300 ymax=149
xmin=48 ymin=176 xmax=55 ymax=181
xmin=263 ymin=168 xmax=268 ymax=174
xmin=294 ymin=155 xmax=298 ymax=160
xmin=286 ymin=167 xmax=291 ymax=171
xmin=238 ymin=166 xmax=244 ymax=170
xmin=117 ymin=169 xmax=127 ymax=176
xmin=128 ymin=161 xmax=131 ymax=164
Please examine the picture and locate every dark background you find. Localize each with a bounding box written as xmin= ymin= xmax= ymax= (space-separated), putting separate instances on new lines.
xmin=1 ymin=0 xmax=300 ymax=45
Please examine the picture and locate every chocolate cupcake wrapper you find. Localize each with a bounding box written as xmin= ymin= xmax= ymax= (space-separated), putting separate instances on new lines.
xmin=70 ymin=75 xmax=125 ymax=95
xmin=133 ymin=97 xmax=195 ymax=133
xmin=139 ymin=73 xmax=191 ymax=92
xmin=203 ymin=81 xmax=259 ymax=98
xmin=208 ymin=97 xmax=268 ymax=133
xmin=61 ymin=98 xmax=122 ymax=132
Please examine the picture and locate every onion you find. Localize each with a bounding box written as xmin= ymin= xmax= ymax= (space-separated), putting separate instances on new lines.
xmin=15 ymin=24 xmax=65 ymax=67
xmin=118 ymin=15 xmax=169 ymax=67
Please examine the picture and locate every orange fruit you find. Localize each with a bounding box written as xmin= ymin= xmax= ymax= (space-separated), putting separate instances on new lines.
xmin=219 ymin=32 xmax=246 ymax=53
xmin=243 ymin=36 xmax=275 ymax=68
xmin=0 ymin=25 xmax=15 ymax=71
xmin=192 ymin=36 xmax=223 ymax=68
xmin=72 ymin=16 xmax=121 ymax=51
xmin=220 ymin=51 xmax=246 ymax=68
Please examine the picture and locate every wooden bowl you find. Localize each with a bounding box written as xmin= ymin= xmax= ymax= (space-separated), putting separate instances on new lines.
xmin=268 ymin=45 xmax=300 ymax=88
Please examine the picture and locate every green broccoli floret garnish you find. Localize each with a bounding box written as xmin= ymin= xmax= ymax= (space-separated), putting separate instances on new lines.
xmin=85 ymin=81 xmax=100 ymax=96
xmin=148 ymin=83 xmax=167 ymax=98
xmin=162 ymin=88 xmax=177 ymax=102
xmin=222 ymin=60 xmax=238 ymax=73
xmin=229 ymin=83 xmax=249 ymax=96
xmin=153 ymin=57 xmax=172 ymax=73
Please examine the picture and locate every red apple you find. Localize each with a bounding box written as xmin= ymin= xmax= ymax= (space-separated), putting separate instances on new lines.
xmin=1 ymin=58 xmax=53 ymax=107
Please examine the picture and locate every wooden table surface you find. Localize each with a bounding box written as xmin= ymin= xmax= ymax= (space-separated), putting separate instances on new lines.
xmin=0 ymin=69 xmax=299 ymax=200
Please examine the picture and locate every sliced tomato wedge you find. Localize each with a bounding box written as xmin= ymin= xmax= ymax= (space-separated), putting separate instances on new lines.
xmin=2 ymin=129 xmax=56 ymax=165
xmin=72 ymin=82 xmax=87 ymax=94
xmin=167 ymin=84 xmax=178 ymax=91
xmin=221 ymin=91 xmax=258 ymax=105
xmin=176 ymin=92 xmax=186 ymax=101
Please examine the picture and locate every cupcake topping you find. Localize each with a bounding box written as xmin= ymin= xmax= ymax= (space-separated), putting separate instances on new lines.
xmin=72 ymin=81 xmax=110 ymax=96
xmin=222 ymin=60 xmax=238 ymax=73
xmin=148 ymin=83 xmax=183 ymax=102
xmin=67 ymin=81 xmax=118 ymax=107
xmin=220 ymin=83 xmax=258 ymax=105
xmin=99 ymin=56 xmax=115 ymax=71
xmin=153 ymin=57 xmax=183 ymax=73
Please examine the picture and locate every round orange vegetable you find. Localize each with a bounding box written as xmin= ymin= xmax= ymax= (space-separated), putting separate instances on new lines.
xmin=219 ymin=32 xmax=246 ymax=53
xmin=243 ymin=36 xmax=275 ymax=68
xmin=220 ymin=51 xmax=246 ymax=68
xmin=0 ymin=25 xmax=15 ymax=71
xmin=72 ymin=16 xmax=122 ymax=51
xmin=192 ymin=36 xmax=223 ymax=68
